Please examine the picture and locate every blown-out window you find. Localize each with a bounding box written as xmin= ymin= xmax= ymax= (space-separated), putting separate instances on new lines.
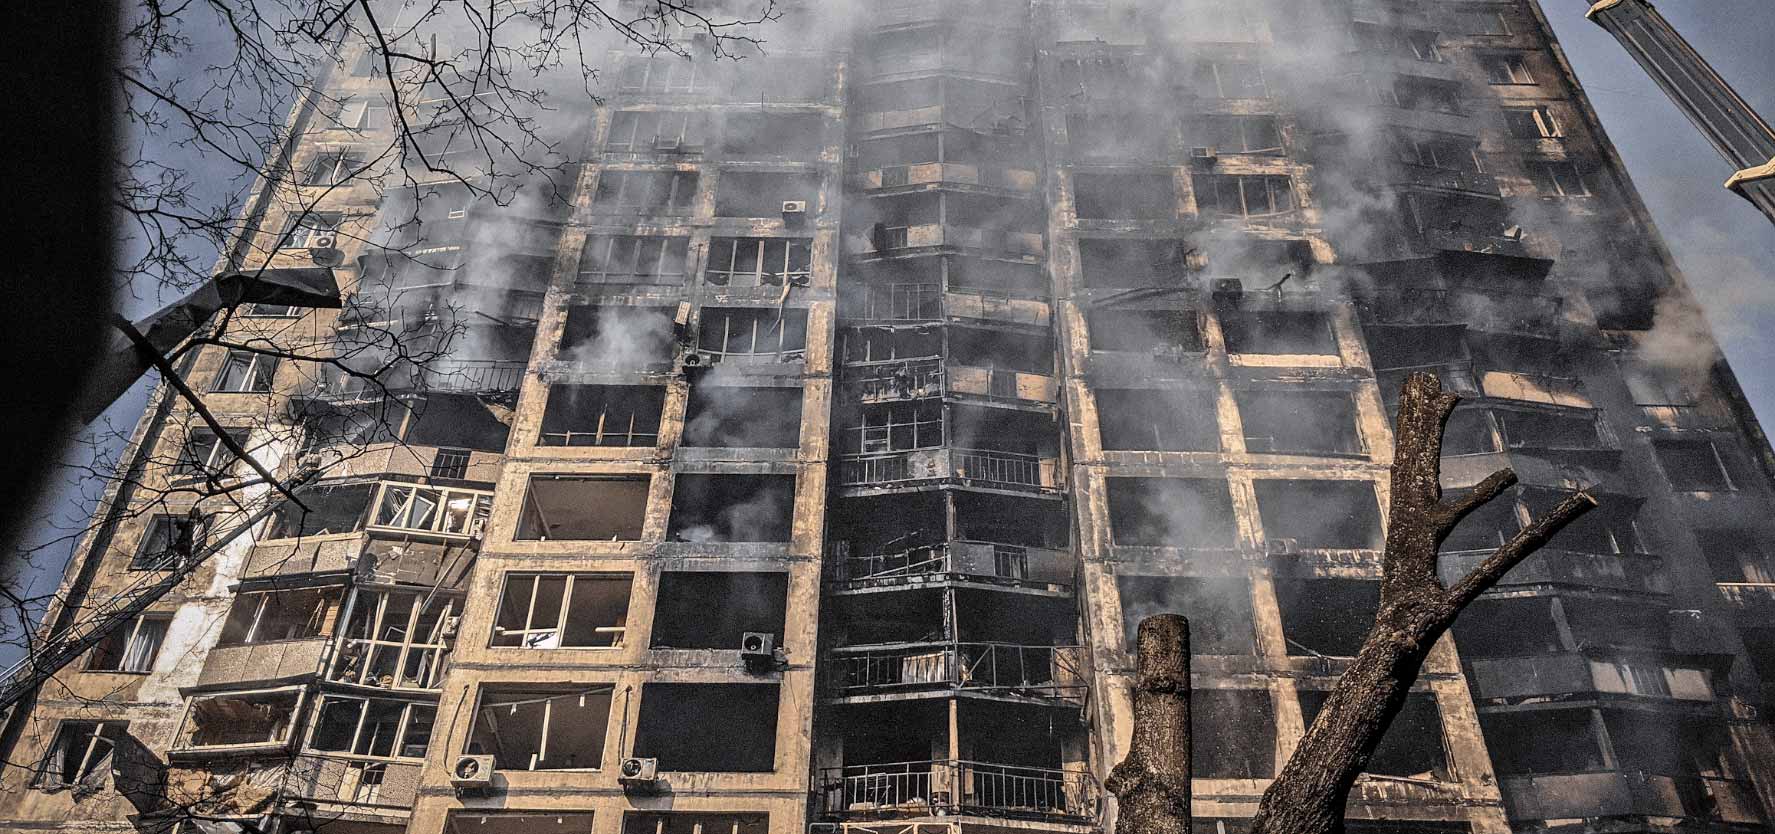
xmin=706 ymin=238 xmax=813 ymax=287
xmin=1194 ymin=175 xmax=1296 ymax=218
xmin=368 ymin=482 xmax=493 ymax=537
xmin=34 ymin=721 xmax=126 ymax=789
xmin=212 ymin=350 xmax=279 ymax=392
xmin=219 ymin=587 xmax=338 ymax=645
xmin=130 ymin=514 xmax=205 ymax=570
xmin=593 ymin=171 xmax=698 ymax=214
xmin=468 ymin=685 xmax=614 ymax=771
xmin=332 ymin=588 xmax=454 ymax=690
xmin=698 ymin=308 xmax=808 ymax=359
xmin=579 ymin=235 xmax=689 ymax=284
xmin=493 ymin=573 xmax=633 ymax=649
xmin=309 ymin=695 xmax=436 ymax=760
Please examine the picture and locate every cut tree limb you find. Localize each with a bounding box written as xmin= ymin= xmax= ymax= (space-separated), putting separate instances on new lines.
xmin=1247 ymin=371 xmax=1595 ymax=834
xmin=1108 ymin=614 xmax=1192 ymax=834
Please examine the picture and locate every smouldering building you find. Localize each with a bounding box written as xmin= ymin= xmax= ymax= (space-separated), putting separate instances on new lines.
xmin=3 ymin=1 xmax=1774 ymax=834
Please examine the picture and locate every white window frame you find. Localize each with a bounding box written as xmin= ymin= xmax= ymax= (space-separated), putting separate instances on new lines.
xmin=1504 ymin=106 xmax=1562 ymax=139
xmin=34 ymin=721 xmax=122 ymax=789
xmin=491 ymin=572 xmax=633 ymax=649
xmin=211 ymin=349 xmax=279 ymax=393
xmin=86 ymin=613 xmax=171 ymax=673
xmin=367 ymin=481 xmax=494 ymax=538
xmin=332 ymin=588 xmax=456 ymax=690
xmin=304 ymin=146 xmax=364 ymax=186
xmin=305 ymin=694 xmax=437 ymax=762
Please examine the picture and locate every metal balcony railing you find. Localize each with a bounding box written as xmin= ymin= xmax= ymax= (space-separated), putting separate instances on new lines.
xmin=827 ymin=642 xmax=1086 ymax=702
xmin=847 ymin=358 xmax=947 ymax=401
xmin=826 ymin=541 xmax=1072 ymax=589
xmin=838 ymin=449 xmax=1058 ymax=493
xmin=1716 ymin=582 xmax=1775 ymax=607
xmin=814 ymin=760 xmax=1099 ymax=823
xmin=422 ymin=359 xmax=528 ymax=395
xmin=1393 ymin=163 xmax=1501 ymax=196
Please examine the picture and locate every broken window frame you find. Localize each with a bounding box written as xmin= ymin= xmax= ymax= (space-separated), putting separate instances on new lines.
xmin=593 ymin=170 xmax=699 ymax=214
xmin=219 ymin=586 xmax=338 ymax=645
xmin=1653 ymin=438 xmax=1738 ymax=492
xmin=1235 ymin=389 xmax=1367 ymax=456
xmin=492 ymin=572 xmax=633 ymax=649
xmin=539 ymin=384 xmax=666 ymax=447
xmin=1193 ymin=59 xmax=1267 ymax=99
xmin=86 ymin=613 xmax=170 ymax=673
xmin=332 ymin=587 xmax=455 ymax=690
xmin=277 ymin=210 xmax=343 ymax=251
xmin=367 ymin=480 xmax=494 ymax=539
xmin=130 ymin=514 xmax=204 ymax=570
xmin=1188 ymin=114 xmax=1284 ymax=156
xmin=1094 ymin=387 xmax=1221 ymax=452
xmin=579 ymin=235 xmax=690 ymax=285
xmin=607 ymin=110 xmax=707 ymax=153
xmin=173 ymin=426 xmax=248 ymax=479
xmin=210 ymin=349 xmax=279 ymax=393
xmin=268 ymin=481 xmax=374 ymax=539
xmin=175 ymin=686 xmax=306 ymax=752
xmin=467 ymin=685 xmax=615 ymax=772
xmin=620 ymin=55 xmax=713 ymax=94
xmin=1194 ymin=174 xmax=1297 ymax=219
xmin=33 ymin=721 xmax=125 ymax=789
xmin=623 ymin=813 xmax=770 ymax=834
xmin=698 ymin=308 xmax=809 ymax=359
xmin=1482 ymin=53 xmax=1535 ymax=85
xmin=1503 ymin=105 xmax=1563 ymax=140
xmin=705 ymin=238 xmax=814 ymax=287
xmin=846 ymin=401 xmax=944 ymax=455
xmin=303 ymin=147 xmax=364 ymax=186
xmin=306 ymin=694 xmax=436 ymax=761
xmin=1393 ymin=130 xmax=1482 ymax=173
xmin=1528 ymin=160 xmax=1592 ymax=197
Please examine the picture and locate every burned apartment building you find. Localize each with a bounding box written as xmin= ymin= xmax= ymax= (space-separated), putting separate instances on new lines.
xmin=4 ymin=1 xmax=1775 ymax=834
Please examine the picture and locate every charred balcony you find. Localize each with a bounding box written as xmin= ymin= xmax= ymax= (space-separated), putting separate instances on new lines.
xmin=852 ymin=127 xmax=1040 ymax=197
xmin=857 ymin=192 xmax=1046 ymax=260
xmin=840 ymin=326 xmax=1058 ymax=411
xmin=835 ymin=403 xmax=1061 ymax=494
xmin=1439 ymin=488 xmax=1663 ymax=595
xmin=851 ymin=76 xmax=1031 ymax=141
xmin=818 ymin=700 xmax=1097 ymax=824
xmin=828 ymin=492 xmax=1071 ymax=592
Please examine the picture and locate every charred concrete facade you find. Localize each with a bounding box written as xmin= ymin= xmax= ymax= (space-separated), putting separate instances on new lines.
xmin=5 ymin=2 xmax=1775 ymax=834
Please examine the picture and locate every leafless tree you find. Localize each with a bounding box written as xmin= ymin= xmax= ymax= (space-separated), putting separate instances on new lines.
xmin=1110 ymin=372 xmax=1596 ymax=834
xmin=3 ymin=0 xmax=781 ymax=822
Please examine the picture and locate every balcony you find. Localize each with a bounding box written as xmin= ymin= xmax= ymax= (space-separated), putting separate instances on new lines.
xmin=1717 ymin=582 xmax=1775 ymax=611
xmin=1465 ymin=652 xmax=1715 ymax=703
xmin=1418 ymin=226 xmax=1531 ymax=259
xmin=1439 ymin=548 xmax=1667 ymax=596
xmin=1501 ymin=771 xmax=1761 ymax=826
xmin=845 ymin=359 xmax=1058 ymax=407
xmin=1479 ymin=370 xmax=1591 ymax=409
xmin=320 ymin=442 xmax=503 ymax=483
xmin=858 ymin=163 xmax=1040 ymax=195
xmin=826 ymin=540 xmax=1072 ymax=591
xmin=839 ymin=448 xmax=1061 ymax=494
xmin=859 ymin=224 xmax=1045 ymax=259
xmin=844 ymin=286 xmax=1051 ymax=328
xmin=1391 ymin=163 xmax=1501 ymax=197
xmin=815 ymin=760 xmax=1099 ymax=823
xmin=827 ymin=642 xmax=1085 ymax=703
xmin=284 ymin=754 xmax=423 ymax=816
xmin=300 ymin=358 xmax=529 ymax=403
xmin=196 ymin=639 xmax=332 ymax=689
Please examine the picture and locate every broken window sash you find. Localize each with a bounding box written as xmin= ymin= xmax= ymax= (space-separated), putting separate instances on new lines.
xmin=308 ymin=695 xmax=436 ymax=760
xmin=129 ymin=514 xmax=205 ymax=570
xmin=34 ymin=721 xmax=124 ymax=789
xmin=333 ymin=588 xmax=455 ymax=690
xmin=593 ymin=171 xmax=699 ymax=214
xmin=218 ymin=587 xmax=338 ymax=645
xmin=492 ymin=573 xmax=632 ymax=649
xmin=705 ymin=238 xmax=813 ymax=287
xmin=578 ymin=235 xmax=689 ymax=284
xmin=1187 ymin=114 xmax=1284 ymax=155
xmin=620 ymin=56 xmax=713 ymax=94
xmin=1194 ymin=173 xmax=1297 ymax=218
xmin=1503 ymin=105 xmax=1563 ymax=139
xmin=468 ymin=686 xmax=615 ymax=771
xmin=211 ymin=349 xmax=279 ymax=393
xmin=697 ymin=308 xmax=809 ymax=360
xmin=845 ymin=402 xmax=944 ymax=455
xmin=303 ymin=148 xmax=363 ymax=186
xmin=86 ymin=614 xmax=170 ymax=673
xmin=540 ymin=384 xmax=666 ymax=447
xmin=1654 ymin=438 xmax=1737 ymax=492
xmin=1482 ymin=53 xmax=1534 ymax=85
xmin=1528 ymin=160 xmax=1592 ymax=197
xmin=174 ymin=426 xmax=248 ymax=478
xmin=1192 ymin=59 xmax=1267 ymax=98
xmin=368 ymin=481 xmax=493 ymax=538
xmin=178 ymin=687 xmax=304 ymax=750
xmin=269 ymin=481 xmax=375 ymax=538
xmin=607 ymin=110 xmax=706 ymax=153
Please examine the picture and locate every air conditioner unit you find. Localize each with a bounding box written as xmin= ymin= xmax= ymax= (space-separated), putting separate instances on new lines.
xmin=440 ymin=615 xmax=461 ymax=639
xmin=741 ymin=632 xmax=778 ymax=672
xmin=619 ymin=756 xmax=661 ymax=788
xmin=1266 ymin=538 xmax=1299 ymax=556
xmin=781 ymin=200 xmax=809 ymax=215
xmin=1211 ymin=278 xmax=1244 ymax=299
xmin=305 ymin=229 xmax=338 ymax=250
xmin=682 ymin=351 xmax=709 ymax=367
xmin=450 ymin=754 xmax=495 ymax=791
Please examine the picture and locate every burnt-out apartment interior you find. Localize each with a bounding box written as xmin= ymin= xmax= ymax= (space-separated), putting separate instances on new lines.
xmin=5 ymin=2 xmax=1775 ymax=834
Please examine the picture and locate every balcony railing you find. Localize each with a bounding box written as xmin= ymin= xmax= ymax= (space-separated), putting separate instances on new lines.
xmin=421 ymin=359 xmax=528 ymax=395
xmin=848 ymin=358 xmax=947 ymax=401
xmin=1500 ymin=770 xmax=1760 ymax=825
xmin=1393 ymin=163 xmax=1500 ymax=196
xmin=826 ymin=540 xmax=1072 ymax=589
xmin=828 ymin=642 xmax=1086 ymax=702
xmin=815 ymin=760 xmax=1099 ymax=823
xmin=1717 ymin=582 xmax=1775 ymax=607
xmin=838 ymin=449 xmax=1060 ymax=493
xmin=1440 ymin=548 xmax=1668 ymax=596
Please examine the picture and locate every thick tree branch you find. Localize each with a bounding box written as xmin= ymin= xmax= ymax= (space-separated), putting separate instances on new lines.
xmin=1107 ymin=615 xmax=1191 ymax=834
xmin=1446 ymin=490 xmax=1596 ymax=608
xmin=1432 ymin=468 xmax=1517 ymax=536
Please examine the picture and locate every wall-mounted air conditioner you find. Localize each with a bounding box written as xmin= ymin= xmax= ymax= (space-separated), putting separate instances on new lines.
xmin=450 ymin=754 xmax=495 ymax=792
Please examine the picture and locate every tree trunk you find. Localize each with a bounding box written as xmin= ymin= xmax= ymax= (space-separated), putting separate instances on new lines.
xmin=1108 ymin=614 xmax=1192 ymax=834
xmin=1248 ymin=372 xmax=1595 ymax=834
